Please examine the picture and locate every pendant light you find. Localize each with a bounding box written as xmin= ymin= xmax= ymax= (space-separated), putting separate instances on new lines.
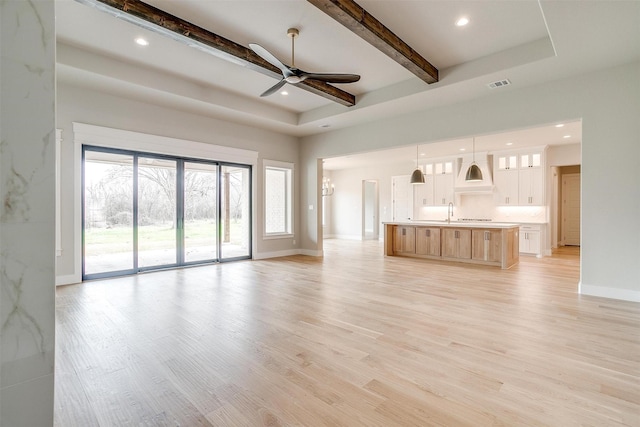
xmin=465 ymin=137 xmax=483 ymax=182
xmin=410 ymin=145 xmax=425 ymax=184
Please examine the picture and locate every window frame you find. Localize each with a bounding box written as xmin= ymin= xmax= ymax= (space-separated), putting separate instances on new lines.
xmin=263 ymin=159 xmax=294 ymax=239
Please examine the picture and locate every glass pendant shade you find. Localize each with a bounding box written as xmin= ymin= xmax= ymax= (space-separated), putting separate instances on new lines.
xmin=465 ymin=163 xmax=483 ymax=181
xmin=410 ymin=168 xmax=425 ymax=184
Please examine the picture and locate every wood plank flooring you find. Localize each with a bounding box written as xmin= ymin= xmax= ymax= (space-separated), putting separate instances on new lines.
xmin=54 ymin=241 xmax=640 ymax=426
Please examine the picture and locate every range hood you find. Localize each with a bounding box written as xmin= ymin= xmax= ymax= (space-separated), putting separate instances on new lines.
xmin=454 ymin=152 xmax=495 ymax=193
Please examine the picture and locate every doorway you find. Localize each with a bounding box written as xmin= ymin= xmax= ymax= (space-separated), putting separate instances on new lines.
xmin=562 ymin=172 xmax=581 ymax=246
xmin=362 ymin=180 xmax=379 ymax=240
xmin=82 ymin=146 xmax=251 ymax=280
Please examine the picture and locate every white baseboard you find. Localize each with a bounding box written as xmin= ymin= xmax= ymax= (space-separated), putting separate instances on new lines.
xmin=579 ymin=282 xmax=640 ymax=302
xmin=253 ymin=249 xmax=299 ymax=260
xmin=254 ymin=248 xmax=323 ymax=259
xmin=56 ymin=273 xmax=81 ymax=286
xmin=299 ymin=249 xmax=323 ymax=257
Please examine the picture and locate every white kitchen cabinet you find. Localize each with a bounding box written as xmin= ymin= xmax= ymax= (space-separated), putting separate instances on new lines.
xmin=493 ymin=148 xmax=545 ymax=206
xmin=518 ymin=150 xmax=544 ymax=205
xmin=520 ymin=225 xmax=541 ymax=256
xmin=494 ymin=154 xmax=518 ymax=205
xmin=433 ymin=160 xmax=454 ymax=206
xmin=518 ymin=166 xmax=544 ymax=205
xmin=520 ymin=152 xmax=542 ymax=168
xmin=413 ymin=164 xmax=434 ymax=217
xmin=496 ymin=154 xmax=518 ymax=171
xmin=494 ymin=168 xmax=519 ymax=205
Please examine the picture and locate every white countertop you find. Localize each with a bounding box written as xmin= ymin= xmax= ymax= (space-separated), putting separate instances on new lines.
xmin=384 ymin=220 xmax=520 ymax=229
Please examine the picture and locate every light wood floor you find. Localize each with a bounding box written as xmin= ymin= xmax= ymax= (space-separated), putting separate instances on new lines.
xmin=55 ymin=241 xmax=640 ymax=426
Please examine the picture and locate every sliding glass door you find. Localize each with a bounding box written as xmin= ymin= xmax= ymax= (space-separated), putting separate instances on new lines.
xmin=138 ymin=157 xmax=178 ymax=269
xmin=184 ymin=161 xmax=218 ymax=263
xmin=83 ymin=147 xmax=251 ymax=280
xmin=220 ymin=165 xmax=251 ymax=260
xmin=83 ymin=150 xmax=135 ymax=276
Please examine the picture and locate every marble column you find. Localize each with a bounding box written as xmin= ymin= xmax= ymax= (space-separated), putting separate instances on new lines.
xmin=1 ymin=0 xmax=56 ymax=425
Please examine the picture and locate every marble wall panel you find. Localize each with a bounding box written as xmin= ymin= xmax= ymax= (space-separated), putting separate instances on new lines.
xmin=1 ymin=0 xmax=56 ymax=425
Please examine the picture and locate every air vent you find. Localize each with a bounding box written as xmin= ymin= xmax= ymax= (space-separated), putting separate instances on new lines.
xmin=487 ymin=79 xmax=511 ymax=89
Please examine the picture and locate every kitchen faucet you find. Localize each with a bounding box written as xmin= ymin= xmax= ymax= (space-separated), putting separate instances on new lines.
xmin=447 ymin=202 xmax=454 ymax=224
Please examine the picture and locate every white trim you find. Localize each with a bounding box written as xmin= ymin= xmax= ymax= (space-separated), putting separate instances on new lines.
xmin=253 ymin=249 xmax=300 ymax=259
xmin=579 ymin=282 xmax=640 ymax=302
xmin=263 ymin=159 xmax=294 ymax=239
xmin=73 ymin=139 xmax=82 ymax=283
xmin=299 ymin=249 xmax=323 ymax=257
xmin=72 ymin=122 xmax=258 ymax=164
xmin=56 ymin=129 xmax=63 ymax=257
xmin=263 ymin=159 xmax=294 ymax=170
xmin=56 ymin=273 xmax=81 ymax=287
xmin=69 ymin=122 xmax=259 ymax=282
xmin=262 ymin=233 xmax=294 ymax=240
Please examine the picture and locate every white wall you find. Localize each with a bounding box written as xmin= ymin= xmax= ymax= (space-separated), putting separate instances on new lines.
xmin=324 ymin=162 xmax=412 ymax=239
xmin=56 ymin=83 xmax=301 ymax=282
xmin=547 ymin=143 xmax=581 ymax=167
xmin=301 ymin=61 xmax=640 ymax=302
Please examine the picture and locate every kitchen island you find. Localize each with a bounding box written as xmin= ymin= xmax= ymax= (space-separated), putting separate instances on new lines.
xmin=384 ymin=221 xmax=519 ymax=269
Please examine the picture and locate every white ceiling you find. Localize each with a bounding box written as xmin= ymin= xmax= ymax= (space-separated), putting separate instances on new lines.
xmin=55 ymin=1 xmax=639 ymax=140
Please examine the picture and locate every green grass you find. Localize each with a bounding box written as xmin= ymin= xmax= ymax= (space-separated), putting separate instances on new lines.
xmin=85 ymin=220 xmax=245 ymax=255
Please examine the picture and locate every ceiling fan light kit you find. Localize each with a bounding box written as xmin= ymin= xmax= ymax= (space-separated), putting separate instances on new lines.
xmin=249 ymin=28 xmax=360 ymax=98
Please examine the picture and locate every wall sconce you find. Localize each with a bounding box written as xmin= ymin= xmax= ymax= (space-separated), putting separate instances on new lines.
xmin=322 ymin=177 xmax=335 ymax=196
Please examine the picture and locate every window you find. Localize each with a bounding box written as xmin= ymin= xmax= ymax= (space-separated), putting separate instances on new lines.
xmin=264 ymin=160 xmax=293 ymax=237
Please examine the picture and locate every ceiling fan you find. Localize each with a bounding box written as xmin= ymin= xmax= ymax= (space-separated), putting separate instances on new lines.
xmin=249 ymin=28 xmax=361 ymax=97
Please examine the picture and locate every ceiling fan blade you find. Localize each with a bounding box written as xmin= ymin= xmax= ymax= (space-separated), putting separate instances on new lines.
xmin=260 ymin=79 xmax=287 ymax=97
xmin=302 ymin=73 xmax=361 ymax=83
xmin=249 ymin=43 xmax=293 ymax=78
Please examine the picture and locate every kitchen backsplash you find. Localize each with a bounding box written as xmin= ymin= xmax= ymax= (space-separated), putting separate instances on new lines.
xmin=417 ymin=193 xmax=547 ymax=223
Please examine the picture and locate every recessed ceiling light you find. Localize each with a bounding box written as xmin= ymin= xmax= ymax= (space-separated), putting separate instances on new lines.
xmin=135 ymin=37 xmax=149 ymax=46
xmin=456 ymin=17 xmax=469 ymax=27
xmin=506 ymin=142 xmax=513 ymax=146
xmin=459 ymin=148 xmax=466 ymax=152
xmin=563 ymin=135 xmax=571 ymax=138
xmin=555 ymin=123 xmax=565 ymax=128
xmin=280 ymin=91 xmax=289 ymax=96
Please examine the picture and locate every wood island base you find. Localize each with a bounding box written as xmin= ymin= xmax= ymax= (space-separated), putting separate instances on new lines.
xmin=384 ymin=222 xmax=519 ymax=269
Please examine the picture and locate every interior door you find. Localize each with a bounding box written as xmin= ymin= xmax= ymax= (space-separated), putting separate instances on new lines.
xmin=562 ymin=173 xmax=581 ymax=246
xmin=392 ymin=175 xmax=412 ymax=221
xmin=362 ymin=180 xmax=379 ymax=240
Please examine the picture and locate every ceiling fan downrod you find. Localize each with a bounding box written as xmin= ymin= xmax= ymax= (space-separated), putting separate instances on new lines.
xmin=287 ymin=28 xmax=299 ymax=68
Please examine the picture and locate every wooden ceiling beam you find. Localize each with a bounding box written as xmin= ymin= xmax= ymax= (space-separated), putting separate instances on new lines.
xmin=307 ymin=0 xmax=438 ymax=84
xmin=74 ymin=0 xmax=357 ymax=106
